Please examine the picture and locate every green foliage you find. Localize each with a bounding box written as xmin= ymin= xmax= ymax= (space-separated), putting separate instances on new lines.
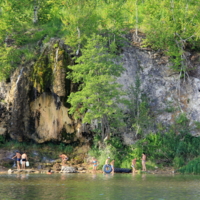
xmin=141 ymin=0 xmax=200 ymax=74
xmin=127 ymin=76 xmax=152 ymax=136
xmin=173 ymin=156 xmax=185 ymax=169
xmin=194 ymin=121 xmax=200 ymax=130
xmin=89 ymin=136 xmax=130 ymax=168
xmin=2 ymin=140 xmax=29 ymax=150
xmin=174 ymin=112 xmax=190 ymax=135
xmin=1 ymin=0 xmax=200 ymax=81
xmin=67 ymin=34 xmax=125 ymax=126
xmin=131 ymin=128 xmax=200 ymax=171
xmin=179 ymin=157 xmax=200 ymax=174
xmin=0 ymin=135 xmax=5 ymax=144
xmin=164 ymin=100 xmax=176 ymax=113
xmin=58 ymin=143 xmax=74 ymax=154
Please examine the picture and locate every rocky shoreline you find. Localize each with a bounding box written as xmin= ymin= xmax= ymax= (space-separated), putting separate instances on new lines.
xmin=0 ymin=164 xmax=177 ymax=175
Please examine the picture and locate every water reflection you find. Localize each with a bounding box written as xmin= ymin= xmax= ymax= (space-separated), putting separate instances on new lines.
xmin=60 ymin=173 xmax=67 ymax=180
xmin=92 ymin=173 xmax=97 ymax=179
xmin=103 ymin=172 xmax=115 ymax=180
xmin=0 ymin=174 xmax=199 ymax=200
xmin=15 ymin=173 xmax=29 ymax=180
xmin=142 ymin=173 xmax=146 ymax=180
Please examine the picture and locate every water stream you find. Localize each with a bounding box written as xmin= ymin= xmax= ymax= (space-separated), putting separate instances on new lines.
xmin=54 ymin=48 xmax=59 ymax=72
xmin=15 ymin=67 xmax=24 ymax=86
xmin=0 ymin=173 xmax=199 ymax=200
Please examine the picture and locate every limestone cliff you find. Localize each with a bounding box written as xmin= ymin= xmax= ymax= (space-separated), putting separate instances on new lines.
xmin=0 ymin=39 xmax=87 ymax=144
xmin=0 ymin=36 xmax=200 ymax=144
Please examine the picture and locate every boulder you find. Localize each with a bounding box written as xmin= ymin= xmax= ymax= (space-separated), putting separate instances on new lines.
xmin=8 ymin=169 xmax=13 ymax=174
xmin=60 ymin=166 xmax=77 ymax=173
xmin=0 ymin=158 xmax=14 ymax=168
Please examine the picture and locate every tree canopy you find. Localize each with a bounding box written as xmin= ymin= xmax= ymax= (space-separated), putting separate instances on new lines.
xmin=1 ymin=0 xmax=200 ymax=80
xmin=67 ymin=34 xmax=125 ymax=139
xmin=1 ymin=0 xmax=200 ymax=136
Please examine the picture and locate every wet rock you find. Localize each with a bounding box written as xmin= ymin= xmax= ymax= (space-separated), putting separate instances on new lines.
xmin=1 ymin=37 xmax=200 ymax=143
xmin=8 ymin=169 xmax=13 ymax=174
xmin=53 ymin=163 xmax=61 ymax=171
xmin=60 ymin=166 xmax=77 ymax=173
xmin=0 ymin=158 xmax=14 ymax=168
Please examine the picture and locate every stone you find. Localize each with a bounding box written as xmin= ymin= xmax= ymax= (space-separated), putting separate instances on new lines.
xmin=78 ymin=167 xmax=85 ymax=171
xmin=1 ymin=37 xmax=200 ymax=143
xmin=60 ymin=166 xmax=77 ymax=173
xmin=0 ymin=127 xmax=6 ymax=136
xmin=7 ymin=169 xmax=13 ymax=174
xmin=0 ymin=158 xmax=14 ymax=168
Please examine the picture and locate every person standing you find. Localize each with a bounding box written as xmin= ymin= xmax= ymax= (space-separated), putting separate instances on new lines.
xmin=21 ymin=152 xmax=28 ymax=169
xmin=110 ymin=159 xmax=115 ymax=173
xmin=102 ymin=157 xmax=111 ymax=174
xmin=132 ymin=158 xmax=137 ymax=173
xmin=92 ymin=157 xmax=98 ymax=172
xmin=59 ymin=153 xmax=68 ymax=166
xmin=12 ymin=151 xmax=21 ymax=170
xmin=105 ymin=157 xmax=110 ymax=165
xmin=141 ymin=153 xmax=146 ymax=171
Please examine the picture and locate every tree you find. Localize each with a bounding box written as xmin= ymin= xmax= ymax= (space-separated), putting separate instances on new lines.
xmin=67 ymin=34 xmax=125 ymax=140
xmin=142 ymin=0 xmax=200 ymax=78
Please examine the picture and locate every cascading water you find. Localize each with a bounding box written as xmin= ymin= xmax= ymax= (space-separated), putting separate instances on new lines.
xmin=54 ymin=48 xmax=59 ymax=72
xmin=15 ymin=67 xmax=24 ymax=88
xmin=12 ymin=159 xmax=16 ymax=168
xmin=12 ymin=67 xmax=24 ymax=113
xmin=53 ymin=118 xmax=58 ymax=138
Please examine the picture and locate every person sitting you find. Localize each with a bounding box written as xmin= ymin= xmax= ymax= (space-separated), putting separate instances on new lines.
xmin=47 ymin=168 xmax=52 ymax=174
xmin=59 ymin=153 xmax=68 ymax=166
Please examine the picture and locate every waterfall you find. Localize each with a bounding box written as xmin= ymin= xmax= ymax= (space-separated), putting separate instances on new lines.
xmin=53 ymin=118 xmax=58 ymax=137
xmin=13 ymin=67 xmax=24 ymax=101
xmin=16 ymin=67 xmax=24 ymax=86
xmin=54 ymin=48 xmax=59 ymax=72
xmin=56 ymin=96 xmax=61 ymax=110
xmin=12 ymin=159 xmax=16 ymax=168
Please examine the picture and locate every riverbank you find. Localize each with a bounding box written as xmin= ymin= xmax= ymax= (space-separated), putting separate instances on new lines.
xmin=0 ymin=147 xmax=177 ymax=175
xmin=0 ymin=163 xmax=177 ymax=175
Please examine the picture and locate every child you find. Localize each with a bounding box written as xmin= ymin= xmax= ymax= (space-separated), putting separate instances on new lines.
xmin=132 ymin=158 xmax=137 ymax=173
xmin=92 ymin=157 xmax=98 ymax=172
xmin=105 ymin=157 xmax=110 ymax=165
xmin=47 ymin=168 xmax=52 ymax=174
xmin=110 ymin=160 xmax=115 ymax=173
xmin=141 ymin=153 xmax=146 ymax=171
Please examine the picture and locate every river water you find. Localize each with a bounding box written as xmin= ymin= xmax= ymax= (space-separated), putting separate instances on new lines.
xmin=0 ymin=173 xmax=199 ymax=200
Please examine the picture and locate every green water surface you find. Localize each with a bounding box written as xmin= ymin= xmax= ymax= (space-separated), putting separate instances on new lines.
xmin=0 ymin=173 xmax=199 ymax=200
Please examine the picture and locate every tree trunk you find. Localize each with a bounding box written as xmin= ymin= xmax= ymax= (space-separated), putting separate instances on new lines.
xmin=101 ymin=114 xmax=110 ymax=141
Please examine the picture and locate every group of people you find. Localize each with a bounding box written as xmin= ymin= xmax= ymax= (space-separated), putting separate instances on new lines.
xmin=91 ymin=152 xmax=147 ymax=173
xmin=12 ymin=152 xmax=68 ymax=170
xmin=12 ymin=151 xmax=28 ymax=170
xmin=91 ymin=157 xmax=114 ymax=173
xmin=132 ymin=152 xmax=147 ymax=172
xmin=12 ymin=151 xmax=146 ymax=173
xmin=46 ymin=153 xmax=68 ymax=175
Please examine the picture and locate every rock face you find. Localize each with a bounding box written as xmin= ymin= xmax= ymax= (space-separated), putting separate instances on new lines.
xmin=119 ymin=43 xmax=200 ymax=140
xmin=60 ymin=166 xmax=77 ymax=173
xmin=0 ymin=82 xmax=10 ymax=136
xmin=0 ymin=39 xmax=90 ymax=143
xmin=0 ymin=36 xmax=200 ymax=143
